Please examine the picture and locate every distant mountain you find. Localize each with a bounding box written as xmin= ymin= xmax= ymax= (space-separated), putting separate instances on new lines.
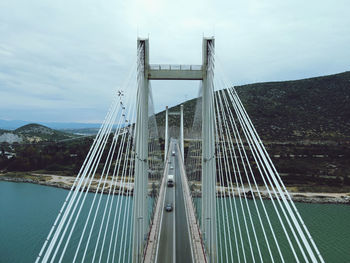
xmin=0 ymin=120 xmax=29 ymax=130
xmin=0 ymin=120 xmax=102 ymax=130
xmin=0 ymin=123 xmax=78 ymax=144
xmin=45 ymin=122 xmax=102 ymax=130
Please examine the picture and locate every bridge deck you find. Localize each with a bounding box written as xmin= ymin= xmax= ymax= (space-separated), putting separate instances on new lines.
xmin=144 ymin=139 xmax=206 ymax=263
xmin=156 ymin=139 xmax=192 ymax=263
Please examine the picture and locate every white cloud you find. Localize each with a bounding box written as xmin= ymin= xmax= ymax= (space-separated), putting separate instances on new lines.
xmin=0 ymin=0 xmax=349 ymax=122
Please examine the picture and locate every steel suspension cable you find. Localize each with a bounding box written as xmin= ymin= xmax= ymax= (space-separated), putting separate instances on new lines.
xmin=37 ymin=87 xmax=123 ymax=262
xmin=232 ymin=89 xmax=314 ymax=261
xmin=43 ymin=91 xmax=123 ymax=263
xmin=219 ymin=87 xmax=283 ymax=262
xmin=227 ymin=88 xmax=305 ymax=262
xmin=87 ymin=90 xmax=137 ymax=262
xmin=232 ymin=88 xmax=324 ymax=263
xmin=213 ymin=92 xmax=236 ymax=262
xmin=213 ymin=55 xmax=301 ymax=262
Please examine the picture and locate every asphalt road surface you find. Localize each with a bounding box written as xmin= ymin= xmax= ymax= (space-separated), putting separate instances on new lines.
xmin=174 ymin=145 xmax=192 ymax=263
xmin=156 ymin=140 xmax=192 ymax=263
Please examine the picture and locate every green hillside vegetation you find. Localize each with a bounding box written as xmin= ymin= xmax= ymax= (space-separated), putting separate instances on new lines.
xmin=0 ymin=124 xmax=142 ymax=179
xmin=158 ymin=71 xmax=350 ymax=190
xmin=156 ymin=71 xmax=350 ymax=142
xmin=0 ymin=129 xmax=12 ymax=136
xmin=235 ymin=71 xmax=350 ymax=141
xmin=0 ymin=124 xmax=85 ymax=173
xmin=0 ymin=136 xmax=93 ymax=174
xmin=155 ymin=99 xmax=197 ymax=131
xmin=233 ymin=72 xmax=350 ymax=189
xmin=14 ymin=123 xmax=78 ymax=142
xmin=0 ymin=123 xmax=78 ymax=144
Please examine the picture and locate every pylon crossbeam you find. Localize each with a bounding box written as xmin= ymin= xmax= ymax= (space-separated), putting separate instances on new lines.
xmin=148 ymin=64 xmax=203 ymax=80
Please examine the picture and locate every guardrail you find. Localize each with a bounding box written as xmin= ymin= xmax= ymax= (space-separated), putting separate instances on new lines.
xmin=143 ymin=144 xmax=172 ymax=262
xmin=149 ymin=64 xmax=202 ymax=71
xmin=177 ymin=144 xmax=207 ymax=263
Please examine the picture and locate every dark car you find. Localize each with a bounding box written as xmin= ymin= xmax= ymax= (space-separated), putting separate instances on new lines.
xmin=165 ymin=203 xmax=173 ymax=212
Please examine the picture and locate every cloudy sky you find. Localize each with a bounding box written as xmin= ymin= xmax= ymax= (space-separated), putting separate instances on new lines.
xmin=0 ymin=0 xmax=349 ymax=123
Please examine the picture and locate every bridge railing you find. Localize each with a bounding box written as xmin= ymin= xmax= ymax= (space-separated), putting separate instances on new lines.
xmin=149 ymin=64 xmax=202 ymax=71
xmin=177 ymin=144 xmax=207 ymax=263
xmin=143 ymin=145 xmax=172 ymax=262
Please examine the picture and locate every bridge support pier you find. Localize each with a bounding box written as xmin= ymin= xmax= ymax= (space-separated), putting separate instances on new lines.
xmin=201 ymin=37 xmax=217 ymax=263
xmin=133 ymin=38 xmax=149 ymax=263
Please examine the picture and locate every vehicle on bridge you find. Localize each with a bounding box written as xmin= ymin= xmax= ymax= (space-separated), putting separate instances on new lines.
xmin=171 ymin=150 xmax=175 ymax=156
xmin=165 ymin=203 xmax=173 ymax=212
xmin=167 ymin=174 xmax=174 ymax=187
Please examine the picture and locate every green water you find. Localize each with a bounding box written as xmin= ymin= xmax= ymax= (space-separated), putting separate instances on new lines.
xmin=195 ymin=198 xmax=350 ymax=262
xmin=0 ymin=182 xmax=349 ymax=262
xmin=0 ymin=181 xmax=135 ymax=262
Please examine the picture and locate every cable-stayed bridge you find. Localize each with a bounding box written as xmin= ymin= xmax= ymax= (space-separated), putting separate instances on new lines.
xmin=35 ymin=38 xmax=324 ymax=263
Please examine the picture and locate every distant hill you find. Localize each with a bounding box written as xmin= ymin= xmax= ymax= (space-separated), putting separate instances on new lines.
xmin=235 ymin=71 xmax=350 ymax=141
xmin=156 ymin=71 xmax=350 ymax=142
xmin=0 ymin=123 xmax=78 ymax=144
xmin=153 ymin=71 xmax=350 ymax=187
xmin=0 ymin=120 xmax=102 ymax=130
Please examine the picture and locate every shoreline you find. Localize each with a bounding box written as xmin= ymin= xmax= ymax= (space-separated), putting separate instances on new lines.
xmin=0 ymin=173 xmax=145 ymax=196
xmin=1 ymin=174 xmax=350 ymax=205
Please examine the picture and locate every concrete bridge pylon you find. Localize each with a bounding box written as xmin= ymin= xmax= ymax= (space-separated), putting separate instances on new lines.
xmin=133 ymin=37 xmax=217 ymax=262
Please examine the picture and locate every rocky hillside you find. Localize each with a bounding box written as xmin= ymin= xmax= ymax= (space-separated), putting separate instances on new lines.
xmin=235 ymin=71 xmax=350 ymax=142
xmin=0 ymin=124 xmax=77 ymax=143
xmin=156 ymin=71 xmax=350 ymax=142
xmin=155 ymin=71 xmax=350 ymax=188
